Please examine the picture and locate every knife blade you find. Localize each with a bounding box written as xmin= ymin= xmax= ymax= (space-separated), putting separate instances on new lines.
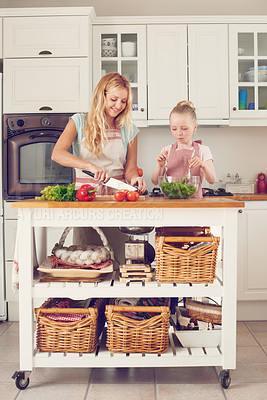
xmin=82 ymin=170 xmax=138 ymax=191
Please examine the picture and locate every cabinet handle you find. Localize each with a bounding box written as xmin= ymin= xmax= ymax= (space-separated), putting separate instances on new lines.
xmin=140 ymin=108 xmax=145 ymax=112
xmin=238 ymin=209 xmax=243 ymax=213
xmin=39 ymin=106 xmax=53 ymax=111
xmin=39 ymin=50 xmax=52 ymax=55
xmin=233 ymin=107 xmax=237 ymax=111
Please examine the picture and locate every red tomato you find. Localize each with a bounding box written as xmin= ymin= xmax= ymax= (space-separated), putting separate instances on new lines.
xmin=114 ymin=191 xmax=127 ymax=202
xmin=126 ymin=191 xmax=140 ymax=201
xmin=137 ymin=167 xmax=143 ymax=177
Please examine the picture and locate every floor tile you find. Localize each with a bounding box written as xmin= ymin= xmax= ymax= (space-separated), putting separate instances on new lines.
xmin=236 ymin=346 xmax=267 ymax=363
xmin=157 ymin=384 xmax=225 ymax=400
xmin=0 ymin=322 xmax=13 ymax=336
xmin=0 ymin=362 xmax=20 ymax=382
xmin=30 ymin=367 xmax=92 ymax=383
xmin=246 ymin=321 xmax=267 ymax=332
xmin=236 ymin=332 xmax=259 ymax=347
xmin=225 ymin=382 xmax=267 ymax=399
xmin=230 ymin=363 xmax=267 ymax=383
xmin=155 ymin=366 xmax=218 ymax=384
xmin=86 ymin=383 xmax=155 ymax=400
xmin=16 ymin=383 xmax=88 ymax=400
xmin=0 ymin=346 xmax=19 ymax=362
xmin=0 ymin=332 xmax=19 ymax=347
xmin=236 ymin=322 xmax=249 ymax=333
xmin=0 ymin=383 xmax=20 ymax=400
xmin=253 ymin=332 xmax=267 ymax=346
xmin=91 ymin=367 xmax=154 ymax=384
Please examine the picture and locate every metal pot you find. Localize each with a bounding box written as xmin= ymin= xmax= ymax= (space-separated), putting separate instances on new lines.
xmin=119 ymin=227 xmax=154 ymax=235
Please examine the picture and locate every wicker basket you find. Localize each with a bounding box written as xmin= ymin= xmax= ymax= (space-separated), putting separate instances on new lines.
xmin=105 ymin=300 xmax=170 ymax=353
xmin=186 ymin=299 xmax=222 ymax=325
xmin=155 ymin=234 xmax=220 ymax=283
xmin=35 ymin=297 xmax=107 ymax=353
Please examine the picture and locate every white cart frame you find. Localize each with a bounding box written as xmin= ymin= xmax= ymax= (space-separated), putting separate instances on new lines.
xmin=12 ymin=198 xmax=244 ymax=389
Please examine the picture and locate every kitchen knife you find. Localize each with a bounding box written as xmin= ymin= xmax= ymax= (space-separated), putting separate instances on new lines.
xmin=82 ymin=170 xmax=138 ymax=191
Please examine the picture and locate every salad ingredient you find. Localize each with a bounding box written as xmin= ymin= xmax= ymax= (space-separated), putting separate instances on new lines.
xmin=137 ymin=167 xmax=143 ymax=176
xmin=126 ymin=191 xmax=140 ymax=201
xmin=76 ymin=184 xmax=97 ymax=201
xmin=114 ymin=190 xmax=128 ymax=202
xmin=160 ymin=180 xmax=196 ymax=199
xmin=35 ymin=183 xmax=77 ymax=201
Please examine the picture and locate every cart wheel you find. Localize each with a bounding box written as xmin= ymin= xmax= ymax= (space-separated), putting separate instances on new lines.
xmin=219 ymin=370 xmax=231 ymax=389
xmin=15 ymin=376 xmax=30 ymax=390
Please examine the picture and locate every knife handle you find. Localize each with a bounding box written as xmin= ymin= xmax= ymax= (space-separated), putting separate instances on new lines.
xmin=82 ymin=170 xmax=95 ymax=178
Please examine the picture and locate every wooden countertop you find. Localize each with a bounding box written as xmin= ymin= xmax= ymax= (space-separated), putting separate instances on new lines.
xmin=231 ymin=193 xmax=267 ymax=201
xmin=11 ymin=196 xmax=244 ymax=209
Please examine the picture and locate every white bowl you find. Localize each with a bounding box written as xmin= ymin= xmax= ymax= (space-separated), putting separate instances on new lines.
xmin=102 ymin=48 xmax=117 ymax=57
xmin=175 ymin=329 xmax=221 ymax=348
xmin=122 ymin=42 xmax=137 ymax=57
xmin=101 ymin=38 xmax=116 ymax=47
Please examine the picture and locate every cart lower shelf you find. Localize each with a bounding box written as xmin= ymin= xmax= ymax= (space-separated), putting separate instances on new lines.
xmin=32 ymin=329 xmax=223 ymax=368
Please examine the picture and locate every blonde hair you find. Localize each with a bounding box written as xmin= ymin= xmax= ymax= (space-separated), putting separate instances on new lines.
xmin=83 ymin=72 xmax=133 ymax=157
xmin=170 ymin=100 xmax=197 ymax=123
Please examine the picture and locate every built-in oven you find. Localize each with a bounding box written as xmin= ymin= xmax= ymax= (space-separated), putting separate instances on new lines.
xmin=3 ymin=114 xmax=74 ymax=200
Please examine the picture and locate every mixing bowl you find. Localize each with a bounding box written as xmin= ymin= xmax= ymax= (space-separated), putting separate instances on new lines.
xmin=158 ymin=176 xmax=199 ymax=199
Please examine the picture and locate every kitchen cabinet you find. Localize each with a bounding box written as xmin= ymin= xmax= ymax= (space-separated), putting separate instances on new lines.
xmin=237 ymin=201 xmax=267 ymax=302
xmin=0 ymin=19 xmax=2 ymax=58
xmin=229 ymin=24 xmax=267 ymax=124
xmin=148 ymin=24 xmax=229 ymax=123
xmin=12 ymin=197 xmax=242 ymax=389
xmin=3 ymin=16 xmax=89 ymax=58
xmin=93 ymin=25 xmax=147 ymax=123
xmin=3 ymin=58 xmax=89 ymax=113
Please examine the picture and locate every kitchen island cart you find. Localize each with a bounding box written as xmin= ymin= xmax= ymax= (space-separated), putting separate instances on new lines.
xmin=11 ymin=197 xmax=244 ymax=390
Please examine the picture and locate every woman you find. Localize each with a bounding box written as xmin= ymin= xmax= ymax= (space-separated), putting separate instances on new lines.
xmin=52 ymin=72 xmax=147 ymax=264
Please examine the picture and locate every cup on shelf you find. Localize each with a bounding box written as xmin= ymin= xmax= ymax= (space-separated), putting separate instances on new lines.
xmin=248 ymin=102 xmax=255 ymax=110
xmin=239 ymin=89 xmax=247 ymax=110
xmin=101 ymin=38 xmax=116 ymax=47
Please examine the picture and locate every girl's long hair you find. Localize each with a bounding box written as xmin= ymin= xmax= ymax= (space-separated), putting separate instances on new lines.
xmin=83 ymin=72 xmax=133 ymax=157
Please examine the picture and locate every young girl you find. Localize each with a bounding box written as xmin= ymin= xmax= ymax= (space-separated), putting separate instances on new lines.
xmin=52 ymin=72 xmax=147 ymax=264
xmin=151 ymin=100 xmax=216 ymax=197
xmin=52 ymin=72 xmax=146 ymax=193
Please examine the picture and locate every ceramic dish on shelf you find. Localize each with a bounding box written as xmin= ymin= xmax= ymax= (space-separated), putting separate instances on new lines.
xmin=101 ymin=48 xmax=117 ymax=57
xmin=38 ymin=256 xmax=113 ymax=278
xmin=244 ymin=66 xmax=267 ymax=82
xmin=175 ymin=329 xmax=221 ymax=348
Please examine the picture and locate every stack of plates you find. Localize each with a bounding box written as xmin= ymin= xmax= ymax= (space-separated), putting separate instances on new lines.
xmin=244 ymin=66 xmax=267 ymax=82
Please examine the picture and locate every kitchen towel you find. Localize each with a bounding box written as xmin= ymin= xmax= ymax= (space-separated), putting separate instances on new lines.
xmin=114 ymin=298 xmax=139 ymax=306
xmin=12 ymin=229 xmax=38 ymax=292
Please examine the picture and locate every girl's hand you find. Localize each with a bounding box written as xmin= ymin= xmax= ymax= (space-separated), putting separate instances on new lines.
xmin=157 ymin=150 xmax=168 ymax=167
xmin=90 ymin=166 xmax=110 ymax=183
xmin=130 ymin=176 xmax=147 ymax=193
xmin=188 ymin=156 xmax=204 ymax=169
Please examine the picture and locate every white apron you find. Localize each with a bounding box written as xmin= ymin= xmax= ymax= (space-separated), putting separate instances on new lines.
xmin=73 ymin=128 xmax=128 ymax=265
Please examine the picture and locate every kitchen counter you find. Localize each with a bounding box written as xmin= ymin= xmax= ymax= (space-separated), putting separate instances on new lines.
xmin=12 ymin=196 xmax=244 ymax=209
xmin=231 ymin=193 xmax=267 ymax=201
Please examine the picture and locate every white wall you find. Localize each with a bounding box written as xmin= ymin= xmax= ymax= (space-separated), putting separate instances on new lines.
xmin=138 ymin=125 xmax=266 ymax=191
xmin=2 ymin=0 xmax=267 ymax=15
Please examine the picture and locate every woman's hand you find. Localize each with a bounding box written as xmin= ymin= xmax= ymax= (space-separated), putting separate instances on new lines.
xmin=130 ymin=176 xmax=147 ymax=193
xmin=157 ymin=150 xmax=168 ymax=167
xmin=89 ymin=165 xmax=110 ymax=183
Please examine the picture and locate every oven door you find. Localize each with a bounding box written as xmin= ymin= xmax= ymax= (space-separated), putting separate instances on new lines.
xmin=6 ymin=130 xmax=73 ymax=199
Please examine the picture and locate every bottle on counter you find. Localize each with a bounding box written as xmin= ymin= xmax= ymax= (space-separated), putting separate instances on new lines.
xmin=257 ymin=173 xmax=267 ymax=193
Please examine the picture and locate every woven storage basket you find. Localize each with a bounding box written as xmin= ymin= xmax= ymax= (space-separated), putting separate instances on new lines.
xmin=155 ymin=234 xmax=220 ymax=283
xmin=105 ymin=299 xmax=170 ymax=353
xmin=35 ymin=297 xmax=107 ymax=353
xmin=186 ymin=299 xmax=222 ymax=325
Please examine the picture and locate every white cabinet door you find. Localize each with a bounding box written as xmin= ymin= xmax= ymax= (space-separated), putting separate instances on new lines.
xmin=237 ymin=202 xmax=267 ymax=301
xmin=93 ymin=25 xmax=147 ymax=122
xmin=229 ymin=24 xmax=267 ymax=121
xmin=188 ymin=24 xmax=229 ymax=120
xmin=147 ymin=25 xmax=187 ymax=120
xmin=3 ymin=16 xmax=89 ymax=58
xmin=3 ymin=58 xmax=89 ymax=113
xmin=4 ymin=219 xmax=18 ymax=261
